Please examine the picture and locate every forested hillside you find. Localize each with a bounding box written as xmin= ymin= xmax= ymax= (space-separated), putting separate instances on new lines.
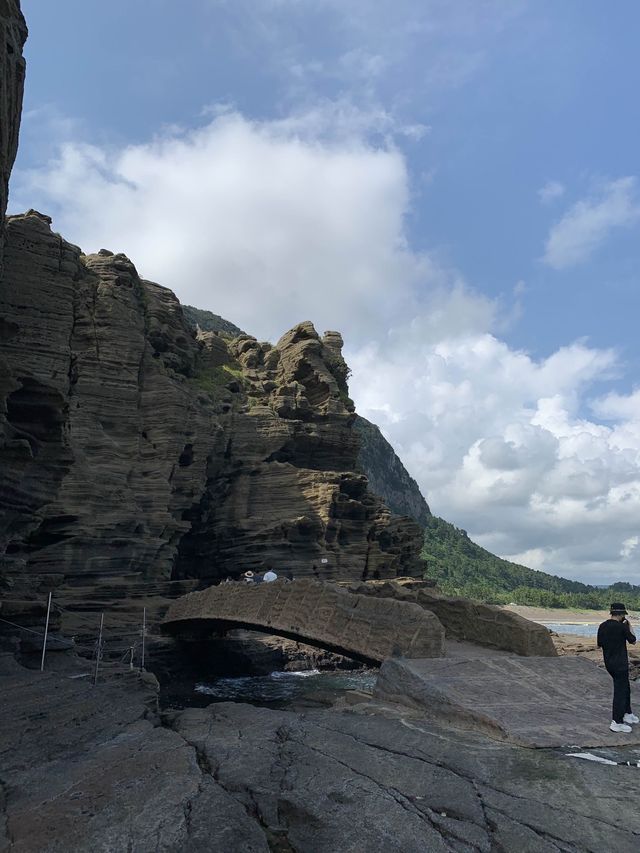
xmin=422 ymin=515 xmax=640 ymax=610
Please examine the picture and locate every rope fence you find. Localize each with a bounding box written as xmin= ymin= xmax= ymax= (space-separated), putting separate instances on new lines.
xmin=0 ymin=597 xmax=149 ymax=684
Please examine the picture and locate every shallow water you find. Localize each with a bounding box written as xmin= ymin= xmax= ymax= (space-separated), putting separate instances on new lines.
xmin=541 ymin=622 xmax=598 ymax=637
xmin=195 ymin=668 xmax=377 ymax=708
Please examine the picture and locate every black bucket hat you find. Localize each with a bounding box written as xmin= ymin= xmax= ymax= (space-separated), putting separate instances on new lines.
xmin=610 ymin=602 xmax=628 ymax=615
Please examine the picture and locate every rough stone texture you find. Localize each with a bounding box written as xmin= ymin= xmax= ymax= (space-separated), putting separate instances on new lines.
xmin=354 ymin=415 xmax=431 ymax=526
xmin=348 ymin=580 xmax=557 ymax=656
xmin=0 ymin=210 xmax=423 ymax=648
xmin=0 ymin=0 xmax=26 ymax=271
xmin=174 ymin=701 xmax=640 ymax=853
xmin=375 ymin=655 xmax=640 ymax=748
xmin=0 ymin=657 xmax=269 ymax=853
xmin=163 ymin=579 xmax=446 ymax=663
xmin=172 ymin=320 xmax=425 ymax=585
xmin=4 ymin=654 xmax=640 ymax=852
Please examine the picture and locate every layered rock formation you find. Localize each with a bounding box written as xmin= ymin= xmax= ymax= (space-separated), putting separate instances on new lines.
xmin=163 ymin=579 xmax=446 ymax=663
xmin=1 ymin=184 xmax=422 ymax=647
xmin=0 ymin=0 xmax=26 ymax=272
xmin=347 ymin=579 xmax=557 ymax=656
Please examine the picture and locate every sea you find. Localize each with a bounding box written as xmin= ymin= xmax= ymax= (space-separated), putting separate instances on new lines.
xmin=540 ymin=622 xmax=598 ymax=637
xmin=194 ymin=668 xmax=377 ymax=708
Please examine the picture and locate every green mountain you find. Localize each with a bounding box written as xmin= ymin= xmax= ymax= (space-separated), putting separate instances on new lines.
xmin=354 ymin=416 xmax=431 ymax=526
xmin=182 ymin=305 xmax=244 ymax=337
xmin=423 ymin=514 xmax=640 ymax=610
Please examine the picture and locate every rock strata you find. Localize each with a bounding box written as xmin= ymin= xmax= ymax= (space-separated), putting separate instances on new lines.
xmin=163 ymin=579 xmax=446 ymax=663
xmin=0 ymin=209 xmax=423 ymax=652
xmin=347 ymin=579 xmax=557 ymax=656
xmin=0 ymin=0 xmax=27 ymax=269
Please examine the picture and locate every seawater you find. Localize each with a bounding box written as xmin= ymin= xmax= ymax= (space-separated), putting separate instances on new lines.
xmin=541 ymin=622 xmax=598 ymax=637
xmin=195 ymin=668 xmax=377 ymax=708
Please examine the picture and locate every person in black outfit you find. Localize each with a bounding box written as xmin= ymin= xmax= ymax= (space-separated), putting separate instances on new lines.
xmin=597 ymin=602 xmax=637 ymax=732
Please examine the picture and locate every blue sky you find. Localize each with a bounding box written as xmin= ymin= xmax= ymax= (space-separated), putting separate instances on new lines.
xmin=11 ymin=0 xmax=640 ymax=583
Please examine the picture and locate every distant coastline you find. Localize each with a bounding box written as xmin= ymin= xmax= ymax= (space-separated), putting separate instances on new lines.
xmin=503 ymin=604 xmax=640 ymax=625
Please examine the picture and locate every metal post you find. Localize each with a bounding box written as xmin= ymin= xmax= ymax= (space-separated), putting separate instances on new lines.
xmin=40 ymin=592 xmax=52 ymax=672
xmin=141 ymin=607 xmax=146 ymax=671
xmin=93 ymin=612 xmax=104 ymax=687
xmin=129 ymin=646 xmax=134 ymax=671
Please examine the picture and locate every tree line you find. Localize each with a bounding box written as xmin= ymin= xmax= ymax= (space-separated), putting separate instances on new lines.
xmin=421 ymin=515 xmax=640 ymax=610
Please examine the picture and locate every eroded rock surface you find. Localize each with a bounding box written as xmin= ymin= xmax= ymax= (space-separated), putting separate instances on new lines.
xmin=0 ymin=0 xmax=26 ymax=268
xmin=375 ymin=655 xmax=640 ymax=748
xmin=0 ymin=210 xmax=423 ymax=650
xmin=347 ymin=580 xmax=557 ymax=656
xmin=4 ymin=655 xmax=640 ymax=853
xmin=172 ymin=701 xmax=640 ymax=853
xmin=163 ymin=579 xmax=446 ymax=663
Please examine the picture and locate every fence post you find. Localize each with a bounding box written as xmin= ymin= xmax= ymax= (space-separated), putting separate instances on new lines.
xmin=141 ymin=607 xmax=146 ymax=671
xmin=93 ymin=612 xmax=104 ymax=687
xmin=40 ymin=591 xmax=52 ymax=672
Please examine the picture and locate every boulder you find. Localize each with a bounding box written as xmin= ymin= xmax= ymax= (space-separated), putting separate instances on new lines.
xmin=347 ymin=580 xmax=557 ymax=656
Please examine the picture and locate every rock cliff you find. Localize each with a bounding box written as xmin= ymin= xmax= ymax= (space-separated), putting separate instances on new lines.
xmin=0 ymin=5 xmax=425 ymax=636
xmin=354 ymin=415 xmax=431 ymax=526
xmin=0 ymin=213 xmax=423 ymax=607
xmin=0 ymin=1 xmax=27 ymax=277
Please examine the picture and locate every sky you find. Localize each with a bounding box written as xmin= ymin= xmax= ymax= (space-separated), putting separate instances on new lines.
xmin=9 ymin=0 xmax=640 ymax=584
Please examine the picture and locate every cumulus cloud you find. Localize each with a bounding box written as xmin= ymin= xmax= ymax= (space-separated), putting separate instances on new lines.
xmin=350 ymin=331 xmax=640 ymax=584
xmin=12 ymin=104 xmax=640 ymax=584
xmin=543 ymin=176 xmax=640 ymax=269
xmin=13 ymin=105 xmax=430 ymax=342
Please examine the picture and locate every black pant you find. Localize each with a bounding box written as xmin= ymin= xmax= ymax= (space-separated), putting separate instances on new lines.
xmin=607 ymin=667 xmax=631 ymax=723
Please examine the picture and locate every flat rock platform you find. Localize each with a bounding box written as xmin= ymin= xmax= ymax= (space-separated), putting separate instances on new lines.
xmin=375 ymin=655 xmax=640 ymax=748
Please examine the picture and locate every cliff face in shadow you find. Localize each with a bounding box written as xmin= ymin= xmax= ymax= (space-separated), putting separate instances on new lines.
xmin=354 ymin=415 xmax=431 ymax=527
xmin=0 ymin=3 xmax=424 ymax=649
xmin=0 ymin=1 xmax=27 ymax=275
xmin=0 ymin=213 xmax=424 ymax=603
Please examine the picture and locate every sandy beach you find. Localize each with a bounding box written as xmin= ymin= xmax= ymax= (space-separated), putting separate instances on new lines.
xmin=502 ymin=604 xmax=640 ymax=625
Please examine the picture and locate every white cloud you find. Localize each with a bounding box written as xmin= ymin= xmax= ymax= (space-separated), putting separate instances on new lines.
xmin=205 ymin=0 xmax=526 ymax=110
xmin=543 ymin=176 xmax=640 ymax=269
xmin=13 ymin=106 xmax=429 ymax=342
xmin=537 ymin=180 xmax=564 ymax=204
xmin=12 ymin=104 xmax=640 ymax=585
xmin=350 ymin=330 xmax=640 ymax=584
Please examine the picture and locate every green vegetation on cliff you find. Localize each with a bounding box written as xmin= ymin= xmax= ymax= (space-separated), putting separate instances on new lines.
xmin=422 ymin=515 xmax=640 ymax=610
xmin=183 ymin=305 xmax=244 ymax=337
xmin=354 ymin=416 xmax=431 ymax=526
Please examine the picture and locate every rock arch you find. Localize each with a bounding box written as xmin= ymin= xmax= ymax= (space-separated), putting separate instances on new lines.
xmin=162 ymin=579 xmax=445 ymax=665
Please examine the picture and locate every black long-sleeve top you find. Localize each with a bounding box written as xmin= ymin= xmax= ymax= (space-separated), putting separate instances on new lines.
xmin=597 ymin=618 xmax=636 ymax=671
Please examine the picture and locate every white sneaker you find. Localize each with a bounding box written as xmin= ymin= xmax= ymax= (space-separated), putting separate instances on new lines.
xmin=610 ymin=721 xmax=633 ymax=733
xmin=623 ymin=713 xmax=639 ymax=725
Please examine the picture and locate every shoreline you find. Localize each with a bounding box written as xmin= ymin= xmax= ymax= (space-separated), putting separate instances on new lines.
xmin=501 ymin=604 xmax=640 ymax=625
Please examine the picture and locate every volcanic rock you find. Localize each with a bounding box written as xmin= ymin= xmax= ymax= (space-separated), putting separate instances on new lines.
xmin=0 ymin=1 xmax=26 ymax=271
xmin=0 ymin=213 xmax=423 ymax=649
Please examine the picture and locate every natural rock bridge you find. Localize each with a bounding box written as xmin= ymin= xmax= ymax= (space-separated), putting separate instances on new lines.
xmin=162 ymin=579 xmax=445 ymax=664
